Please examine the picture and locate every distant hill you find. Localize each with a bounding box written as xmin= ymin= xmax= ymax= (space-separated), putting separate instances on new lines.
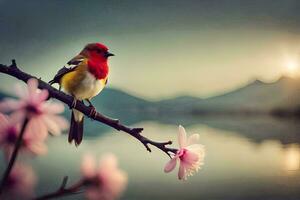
xmin=203 ymin=76 xmax=300 ymax=111
xmin=84 ymin=88 xmax=155 ymax=128
xmin=156 ymin=76 xmax=300 ymax=115
xmin=155 ymin=95 xmax=203 ymax=114
xmin=94 ymin=88 xmax=152 ymax=114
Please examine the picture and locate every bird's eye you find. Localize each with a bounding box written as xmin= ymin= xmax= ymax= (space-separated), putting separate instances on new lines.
xmin=96 ymin=49 xmax=102 ymax=53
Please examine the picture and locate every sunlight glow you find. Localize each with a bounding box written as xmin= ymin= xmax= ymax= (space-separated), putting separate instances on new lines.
xmin=283 ymin=146 xmax=300 ymax=171
xmin=284 ymin=57 xmax=300 ymax=77
xmin=287 ymin=60 xmax=298 ymax=72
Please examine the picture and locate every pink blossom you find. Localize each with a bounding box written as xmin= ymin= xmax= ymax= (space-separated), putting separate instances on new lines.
xmin=0 ymin=78 xmax=68 ymax=138
xmin=2 ymin=163 xmax=37 ymax=200
xmin=81 ymin=154 xmax=128 ymax=200
xmin=0 ymin=113 xmax=47 ymax=158
xmin=164 ymin=125 xmax=205 ymax=180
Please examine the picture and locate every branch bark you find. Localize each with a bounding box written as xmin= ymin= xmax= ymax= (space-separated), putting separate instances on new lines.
xmin=0 ymin=60 xmax=177 ymax=157
xmin=33 ymin=177 xmax=85 ymax=200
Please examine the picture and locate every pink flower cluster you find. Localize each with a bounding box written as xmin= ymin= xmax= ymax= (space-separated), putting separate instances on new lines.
xmin=0 ymin=114 xmax=47 ymax=159
xmin=0 ymin=79 xmax=68 ymax=138
xmin=0 ymin=79 xmax=68 ymax=158
xmin=0 ymin=78 xmax=129 ymax=200
xmin=164 ymin=125 xmax=205 ymax=180
xmin=0 ymin=78 xmax=68 ymax=198
xmin=1 ymin=163 xmax=36 ymax=200
xmin=81 ymin=154 xmax=128 ymax=200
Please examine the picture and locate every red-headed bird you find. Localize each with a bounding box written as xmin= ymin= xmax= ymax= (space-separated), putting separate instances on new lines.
xmin=49 ymin=43 xmax=114 ymax=146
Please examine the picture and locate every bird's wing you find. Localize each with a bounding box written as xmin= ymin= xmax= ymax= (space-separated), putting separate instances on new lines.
xmin=67 ymin=54 xmax=85 ymax=65
xmin=49 ymin=55 xmax=85 ymax=85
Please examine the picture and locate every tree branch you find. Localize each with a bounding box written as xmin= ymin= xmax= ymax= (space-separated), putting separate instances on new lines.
xmin=33 ymin=177 xmax=85 ymax=200
xmin=0 ymin=117 xmax=29 ymax=194
xmin=0 ymin=60 xmax=177 ymax=157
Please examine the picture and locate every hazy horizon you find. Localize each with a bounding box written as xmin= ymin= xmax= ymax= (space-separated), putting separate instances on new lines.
xmin=1 ymin=74 xmax=298 ymax=102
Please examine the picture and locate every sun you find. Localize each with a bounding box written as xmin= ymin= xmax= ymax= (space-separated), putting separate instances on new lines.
xmin=287 ymin=60 xmax=298 ymax=72
xmin=285 ymin=59 xmax=299 ymax=76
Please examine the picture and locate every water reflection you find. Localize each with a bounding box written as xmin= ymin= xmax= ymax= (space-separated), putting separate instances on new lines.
xmin=283 ymin=145 xmax=300 ymax=171
xmin=28 ymin=120 xmax=300 ymax=200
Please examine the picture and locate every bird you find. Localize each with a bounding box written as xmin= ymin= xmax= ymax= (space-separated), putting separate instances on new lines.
xmin=49 ymin=43 xmax=114 ymax=146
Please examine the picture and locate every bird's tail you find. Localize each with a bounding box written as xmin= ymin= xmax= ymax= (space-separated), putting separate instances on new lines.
xmin=68 ymin=109 xmax=84 ymax=146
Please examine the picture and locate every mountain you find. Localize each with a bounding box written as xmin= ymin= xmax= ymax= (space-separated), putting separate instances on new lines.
xmin=155 ymin=95 xmax=203 ymax=114
xmin=83 ymin=88 xmax=155 ymax=129
xmin=274 ymin=76 xmax=300 ymax=109
xmin=157 ymin=76 xmax=300 ymax=114
xmin=203 ymin=76 xmax=300 ymax=111
xmin=93 ymin=88 xmax=153 ymax=114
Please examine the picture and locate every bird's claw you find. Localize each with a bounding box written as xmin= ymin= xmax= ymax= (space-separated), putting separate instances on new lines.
xmin=88 ymin=106 xmax=97 ymax=118
xmin=70 ymin=98 xmax=77 ymax=109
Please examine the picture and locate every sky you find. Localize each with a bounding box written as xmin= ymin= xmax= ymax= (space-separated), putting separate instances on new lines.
xmin=0 ymin=0 xmax=300 ymax=100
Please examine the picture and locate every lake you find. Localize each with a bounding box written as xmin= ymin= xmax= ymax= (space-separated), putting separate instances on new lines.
xmin=5 ymin=116 xmax=300 ymax=199
xmin=24 ymin=115 xmax=300 ymax=200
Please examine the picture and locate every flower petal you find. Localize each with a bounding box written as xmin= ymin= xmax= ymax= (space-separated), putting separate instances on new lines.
xmin=28 ymin=142 xmax=47 ymax=155
xmin=43 ymin=102 xmax=65 ymax=114
xmin=27 ymin=79 xmax=38 ymax=97
xmin=36 ymin=118 xmax=48 ymax=140
xmin=0 ymin=113 xmax=9 ymax=130
xmin=81 ymin=154 xmax=96 ymax=178
xmin=181 ymin=146 xmax=205 ymax=177
xmin=0 ymin=99 xmax=23 ymax=112
xmin=99 ymin=153 xmax=118 ymax=170
xmin=5 ymin=163 xmax=37 ymax=199
xmin=36 ymin=89 xmax=49 ymax=103
xmin=164 ymin=157 xmax=177 ymax=173
xmin=50 ymin=115 xmax=69 ymax=130
xmin=26 ymin=118 xmax=47 ymax=140
xmin=86 ymin=188 xmax=101 ymax=200
xmin=178 ymin=125 xmax=187 ymax=148
xmin=97 ymin=154 xmax=127 ymax=199
xmin=42 ymin=115 xmax=67 ymax=135
xmin=9 ymin=112 xmax=25 ymax=125
xmin=43 ymin=116 xmax=60 ymax=135
xmin=178 ymin=163 xmax=186 ymax=180
xmin=186 ymin=144 xmax=205 ymax=156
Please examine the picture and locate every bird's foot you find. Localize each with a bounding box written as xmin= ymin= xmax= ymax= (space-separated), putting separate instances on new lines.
xmin=88 ymin=105 xmax=97 ymax=118
xmin=70 ymin=98 xmax=77 ymax=109
xmin=85 ymin=99 xmax=97 ymax=118
xmin=85 ymin=99 xmax=93 ymax=107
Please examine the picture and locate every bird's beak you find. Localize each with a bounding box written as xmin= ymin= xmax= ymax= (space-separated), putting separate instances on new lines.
xmin=105 ymin=52 xmax=115 ymax=57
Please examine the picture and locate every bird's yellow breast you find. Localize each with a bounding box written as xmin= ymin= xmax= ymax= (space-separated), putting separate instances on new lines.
xmin=60 ymin=63 xmax=107 ymax=100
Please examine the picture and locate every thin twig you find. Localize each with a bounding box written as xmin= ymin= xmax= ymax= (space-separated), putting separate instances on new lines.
xmin=33 ymin=178 xmax=85 ymax=200
xmin=59 ymin=176 xmax=69 ymax=190
xmin=0 ymin=117 xmax=29 ymax=194
xmin=0 ymin=60 xmax=178 ymax=156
